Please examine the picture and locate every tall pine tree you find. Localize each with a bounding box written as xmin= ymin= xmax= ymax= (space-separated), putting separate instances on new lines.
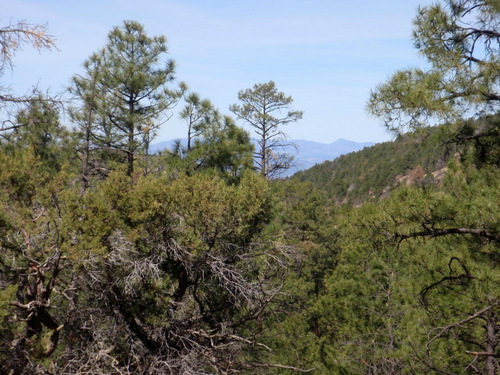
xmin=71 ymin=20 xmax=185 ymax=176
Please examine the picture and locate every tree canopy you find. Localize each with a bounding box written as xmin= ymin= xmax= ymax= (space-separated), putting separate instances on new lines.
xmin=367 ymin=0 xmax=500 ymax=134
xmin=71 ymin=20 xmax=185 ymax=176
xmin=230 ymin=81 xmax=303 ymax=178
xmin=0 ymin=9 xmax=499 ymax=375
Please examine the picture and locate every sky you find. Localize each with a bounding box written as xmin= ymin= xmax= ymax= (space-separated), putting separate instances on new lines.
xmin=2 ymin=0 xmax=435 ymax=144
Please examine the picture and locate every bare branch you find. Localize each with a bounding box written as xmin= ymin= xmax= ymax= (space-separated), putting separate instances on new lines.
xmin=0 ymin=20 xmax=57 ymax=72
xmin=398 ymin=227 xmax=500 ymax=242
xmin=426 ymin=302 xmax=500 ymax=354
xmin=246 ymin=362 xmax=317 ymax=373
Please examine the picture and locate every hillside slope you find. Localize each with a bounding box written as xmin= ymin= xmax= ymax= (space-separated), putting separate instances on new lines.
xmin=284 ymin=139 xmax=374 ymax=175
xmin=291 ymin=127 xmax=451 ymax=205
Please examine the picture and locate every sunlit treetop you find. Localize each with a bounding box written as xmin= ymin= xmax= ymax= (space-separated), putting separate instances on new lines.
xmin=368 ymin=0 xmax=500 ymax=134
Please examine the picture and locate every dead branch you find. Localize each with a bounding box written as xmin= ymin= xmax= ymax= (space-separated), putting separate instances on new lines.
xmin=0 ymin=20 xmax=57 ymax=71
xmin=246 ymin=362 xmax=317 ymax=373
xmin=426 ymin=302 xmax=500 ymax=354
xmin=465 ymin=351 xmax=499 ymax=357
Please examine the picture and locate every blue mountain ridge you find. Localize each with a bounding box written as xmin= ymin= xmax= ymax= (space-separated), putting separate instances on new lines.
xmin=149 ymin=138 xmax=375 ymax=176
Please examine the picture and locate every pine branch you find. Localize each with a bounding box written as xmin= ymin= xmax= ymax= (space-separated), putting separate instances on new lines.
xmin=398 ymin=227 xmax=500 ymax=242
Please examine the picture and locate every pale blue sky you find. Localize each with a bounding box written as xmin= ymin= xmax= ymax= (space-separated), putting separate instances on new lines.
xmin=3 ymin=0 xmax=434 ymax=143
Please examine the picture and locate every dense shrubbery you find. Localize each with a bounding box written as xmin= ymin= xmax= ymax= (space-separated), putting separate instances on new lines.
xmin=1 ymin=1 xmax=499 ymax=373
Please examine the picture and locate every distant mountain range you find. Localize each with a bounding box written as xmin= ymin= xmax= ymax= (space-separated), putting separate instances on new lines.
xmin=149 ymin=138 xmax=375 ymax=176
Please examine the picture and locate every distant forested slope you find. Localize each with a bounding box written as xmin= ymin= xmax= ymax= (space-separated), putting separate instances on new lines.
xmin=291 ymin=126 xmax=453 ymax=205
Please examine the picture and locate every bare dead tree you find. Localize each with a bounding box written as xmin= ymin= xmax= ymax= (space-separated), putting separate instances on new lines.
xmin=0 ymin=20 xmax=58 ymax=132
xmin=0 ymin=20 xmax=56 ymax=71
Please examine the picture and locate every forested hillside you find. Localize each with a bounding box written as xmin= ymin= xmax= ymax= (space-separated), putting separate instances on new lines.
xmin=1 ymin=1 xmax=499 ymax=374
xmin=291 ymin=126 xmax=447 ymax=204
xmin=291 ymin=117 xmax=497 ymax=205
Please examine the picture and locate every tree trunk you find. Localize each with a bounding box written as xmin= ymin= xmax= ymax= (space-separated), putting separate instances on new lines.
xmin=127 ymin=99 xmax=135 ymax=176
xmin=486 ymin=314 xmax=497 ymax=375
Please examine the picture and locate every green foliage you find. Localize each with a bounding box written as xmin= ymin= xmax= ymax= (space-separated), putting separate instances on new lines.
xmin=360 ymin=5 xmax=500 ymax=370
xmin=0 ymin=284 xmax=16 ymax=322
xmin=0 ymin=147 xmax=74 ymax=373
xmin=0 ymin=136 xmax=291 ymax=373
xmin=303 ymin=158 xmax=499 ymax=374
xmin=70 ymin=20 xmax=185 ymax=176
xmin=1 ymin=100 xmax=76 ymax=174
xmin=246 ymin=180 xmax=337 ymax=373
xmin=367 ymin=0 xmax=500 ymax=134
xmin=260 ymin=110 xmax=500 ymax=374
xmin=358 ymin=8 xmax=500 ymax=370
xmin=230 ymin=81 xmax=303 ymax=178
xmin=179 ymin=92 xmax=215 ymax=151
xmin=166 ymin=112 xmax=254 ymax=183
xmin=292 ymin=126 xmax=448 ymax=205
xmin=32 ymin=169 xmax=286 ymax=373
xmin=1 ymin=8 xmax=499 ymax=374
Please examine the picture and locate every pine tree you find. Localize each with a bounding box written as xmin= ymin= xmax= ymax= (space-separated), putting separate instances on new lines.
xmin=71 ymin=20 xmax=185 ymax=176
xmin=367 ymin=0 xmax=500 ymax=135
xmin=230 ymin=81 xmax=303 ymax=178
